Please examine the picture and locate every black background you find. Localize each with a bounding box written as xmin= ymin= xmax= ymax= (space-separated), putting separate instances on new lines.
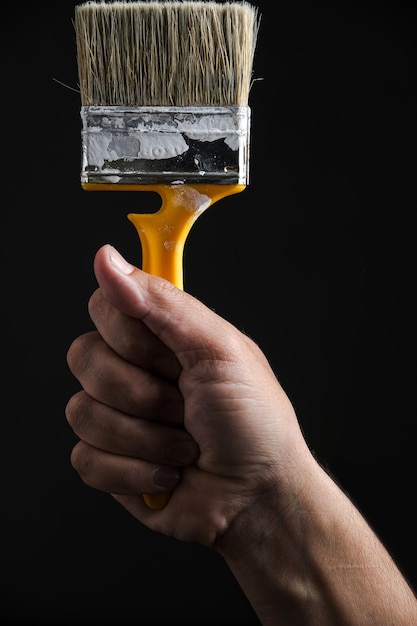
xmin=3 ymin=0 xmax=416 ymax=624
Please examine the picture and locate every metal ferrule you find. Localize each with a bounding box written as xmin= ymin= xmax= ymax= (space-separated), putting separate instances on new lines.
xmin=80 ymin=105 xmax=250 ymax=185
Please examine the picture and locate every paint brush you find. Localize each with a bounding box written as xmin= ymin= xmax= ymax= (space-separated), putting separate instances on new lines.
xmin=74 ymin=0 xmax=259 ymax=509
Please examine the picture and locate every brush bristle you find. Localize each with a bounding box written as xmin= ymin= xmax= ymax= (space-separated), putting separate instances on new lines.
xmin=75 ymin=1 xmax=259 ymax=107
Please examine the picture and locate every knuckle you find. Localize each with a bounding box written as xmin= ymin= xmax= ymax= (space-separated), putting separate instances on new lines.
xmin=70 ymin=441 xmax=92 ymax=478
xmin=88 ymin=288 xmax=106 ymax=322
xmin=65 ymin=391 xmax=90 ymax=436
xmin=66 ymin=331 xmax=97 ymax=374
xmin=120 ymin=463 xmax=141 ymax=491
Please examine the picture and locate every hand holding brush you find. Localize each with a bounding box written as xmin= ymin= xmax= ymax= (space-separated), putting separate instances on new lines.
xmin=74 ymin=0 xmax=260 ymax=508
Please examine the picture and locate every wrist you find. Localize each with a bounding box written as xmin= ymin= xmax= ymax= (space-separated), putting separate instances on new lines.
xmin=214 ymin=450 xmax=323 ymax=624
xmin=214 ymin=451 xmax=417 ymax=626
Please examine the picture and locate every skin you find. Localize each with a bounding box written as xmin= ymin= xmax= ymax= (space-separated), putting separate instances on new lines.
xmin=66 ymin=244 xmax=417 ymax=625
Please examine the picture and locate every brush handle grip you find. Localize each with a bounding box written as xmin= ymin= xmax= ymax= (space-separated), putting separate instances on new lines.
xmin=128 ymin=183 xmax=245 ymax=509
xmin=128 ymin=185 xmax=207 ymax=289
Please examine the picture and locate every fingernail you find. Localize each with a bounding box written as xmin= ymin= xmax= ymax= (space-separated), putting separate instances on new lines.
xmin=109 ymin=246 xmax=134 ymax=275
xmin=154 ymin=466 xmax=181 ymax=488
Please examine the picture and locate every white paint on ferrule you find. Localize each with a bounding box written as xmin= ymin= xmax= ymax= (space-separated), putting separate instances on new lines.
xmin=85 ymin=129 xmax=189 ymax=166
xmin=80 ymin=105 xmax=250 ymax=185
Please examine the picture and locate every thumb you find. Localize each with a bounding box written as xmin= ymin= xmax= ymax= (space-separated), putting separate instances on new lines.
xmin=93 ymin=244 xmax=233 ymax=359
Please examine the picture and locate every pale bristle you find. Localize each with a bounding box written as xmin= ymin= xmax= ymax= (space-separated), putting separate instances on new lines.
xmin=75 ymin=1 xmax=259 ymax=107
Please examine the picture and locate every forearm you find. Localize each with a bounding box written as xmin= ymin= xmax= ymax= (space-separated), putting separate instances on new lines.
xmin=215 ymin=457 xmax=417 ymax=626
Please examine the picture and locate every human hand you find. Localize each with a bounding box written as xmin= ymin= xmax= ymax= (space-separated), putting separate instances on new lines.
xmin=66 ymin=244 xmax=308 ymax=547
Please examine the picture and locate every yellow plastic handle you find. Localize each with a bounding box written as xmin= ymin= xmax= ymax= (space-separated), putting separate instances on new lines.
xmin=128 ymin=183 xmax=245 ymax=509
xmin=127 ymin=183 xmax=244 ymax=289
xmin=83 ymin=182 xmax=245 ymax=509
xmin=129 ymin=183 xmax=246 ymax=509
